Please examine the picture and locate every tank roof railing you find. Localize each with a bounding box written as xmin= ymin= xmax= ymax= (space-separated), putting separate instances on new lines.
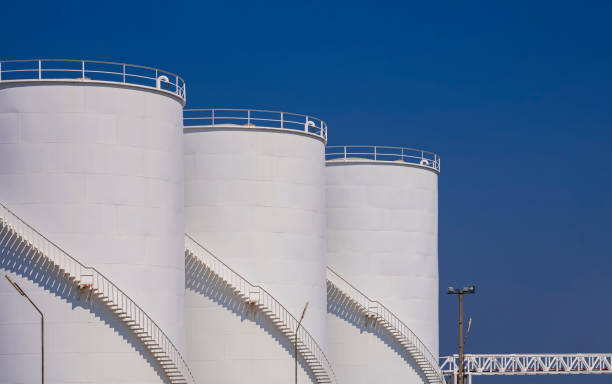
xmin=184 ymin=108 xmax=327 ymax=141
xmin=0 ymin=59 xmax=186 ymax=102
xmin=326 ymin=145 xmax=440 ymax=172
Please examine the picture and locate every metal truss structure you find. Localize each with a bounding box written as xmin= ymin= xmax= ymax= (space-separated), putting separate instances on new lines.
xmin=440 ymin=353 xmax=612 ymax=380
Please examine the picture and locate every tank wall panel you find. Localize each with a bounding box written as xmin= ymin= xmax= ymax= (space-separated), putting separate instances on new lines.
xmin=184 ymin=129 xmax=327 ymax=383
xmin=326 ymin=163 xmax=439 ymax=359
xmin=0 ymin=83 xmax=185 ymax=382
xmin=0 ymin=253 xmax=168 ymax=383
xmin=185 ymin=282 xmax=316 ymax=384
xmin=328 ymin=294 xmax=426 ymax=384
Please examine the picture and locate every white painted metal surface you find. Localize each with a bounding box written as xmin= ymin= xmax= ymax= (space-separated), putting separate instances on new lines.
xmin=185 ymin=235 xmax=336 ymax=383
xmin=0 ymin=59 xmax=186 ymax=101
xmin=0 ymin=77 xmax=186 ymax=383
xmin=327 ymin=267 xmax=444 ymax=383
xmin=326 ymin=151 xmax=439 ymax=384
xmin=0 ymin=203 xmax=194 ymax=383
xmin=184 ymin=118 xmax=327 ymax=383
xmin=184 ymin=109 xmax=327 ymax=141
xmin=441 ymin=354 xmax=612 ymax=377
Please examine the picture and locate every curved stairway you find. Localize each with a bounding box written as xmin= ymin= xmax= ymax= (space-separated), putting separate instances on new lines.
xmin=0 ymin=203 xmax=195 ymax=384
xmin=326 ymin=267 xmax=445 ymax=384
xmin=185 ymin=234 xmax=337 ymax=384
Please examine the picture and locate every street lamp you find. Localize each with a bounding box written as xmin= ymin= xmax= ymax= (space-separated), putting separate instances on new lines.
xmin=448 ymin=285 xmax=475 ymax=384
xmin=5 ymin=274 xmax=44 ymax=384
xmin=295 ymin=301 xmax=309 ymax=384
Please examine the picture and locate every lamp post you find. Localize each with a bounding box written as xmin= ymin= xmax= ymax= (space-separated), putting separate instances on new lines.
xmin=295 ymin=301 xmax=309 ymax=384
xmin=5 ymin=274 xmax=44 ymax=384
xmin=448 ymin=285 xmax=475 ymax=384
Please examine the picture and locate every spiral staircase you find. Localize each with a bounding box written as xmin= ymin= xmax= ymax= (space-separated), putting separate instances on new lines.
xmin=326 ymin=267 xmax=445 ymax=384
xmin=1 ymin=199 xmax=449 ymax=384
xmin=0 ymin=203 xmax=195 ymax=384
xmin=184 ymin=234 xmax=337 ymax=384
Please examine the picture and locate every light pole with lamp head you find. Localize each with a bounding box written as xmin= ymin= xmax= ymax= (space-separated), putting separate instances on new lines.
xmin=5 ymin=274 xmax=44 ymax=384
xmin=448 ymin=285 xmax=475 ymax=384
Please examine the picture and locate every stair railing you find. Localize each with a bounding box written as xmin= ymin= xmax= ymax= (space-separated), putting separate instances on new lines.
xmin=185 ymin=234 xmax=337 ymax=384
xmin=0 ymin=203 xmax=195 ymax=384
xmin=326 ymin=266 xmax=445 ymax=384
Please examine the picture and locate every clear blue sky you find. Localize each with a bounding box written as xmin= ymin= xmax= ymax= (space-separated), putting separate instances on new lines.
xmin=3 ymin=1 xmax=611 ymax=382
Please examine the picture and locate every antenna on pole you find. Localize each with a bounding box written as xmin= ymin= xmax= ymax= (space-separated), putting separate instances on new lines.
xmin=464 ymin=318 xmax=472 ymax=347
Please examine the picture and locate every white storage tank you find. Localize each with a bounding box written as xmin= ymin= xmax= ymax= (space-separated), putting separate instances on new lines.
xmin=326 ymin=145 xmax=440 ymax=384
xmin=0 ymin=60 xmax=188 ymax=383
xmin=184 ymin=109 xmax=329 ymax=384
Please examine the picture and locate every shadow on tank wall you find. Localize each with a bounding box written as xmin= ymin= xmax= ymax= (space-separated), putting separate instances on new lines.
xmin=0 ymin=225 xmax=171 ymax=383
xmin=185 ymin=254 xmax=317 ymax=384
xmin=327 ymin=282 xmax=427 ymax=383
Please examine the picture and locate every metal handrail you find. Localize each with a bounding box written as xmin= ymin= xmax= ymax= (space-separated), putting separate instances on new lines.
xmin=185 ymin=234 xmax=337 ymax=384
xmin=0 ymin=202 xmax=195 ymax=384
xmin=0 ymin=59 xmax=186 ymax=101
xmin=326 ymin=267 xmax=445 ymax=384
xmin=183 ymin=108 xmax=327 ymax=141
xmin=326 ymin=146 xmax=440 ymax=172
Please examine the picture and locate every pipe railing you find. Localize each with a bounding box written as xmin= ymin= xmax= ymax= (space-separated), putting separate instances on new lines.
xmin=184 ymin=109 xmax=327 ymax=141
xmin=0 ymin=202 xmax=195 ymax=384
xmin=326 ymin=146 xmax=440 ymax=172
xmin=185 ymin=235 xmax=337 ymax=384
xmin=326 ymin=267 xmax=445 ymax=384
xmin=0 ymin=59 xmax=186 ymax=101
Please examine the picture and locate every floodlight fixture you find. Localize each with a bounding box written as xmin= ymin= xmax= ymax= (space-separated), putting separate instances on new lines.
xmin=447 ymin=283 xmax=476 ymax=384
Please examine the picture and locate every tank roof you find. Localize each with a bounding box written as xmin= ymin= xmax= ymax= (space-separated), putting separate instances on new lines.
xmin=326 ymin=145 xmax=440 ymax=173
xmin=183 ymin=108 xmax=327 ymax=142
xmin=0 ymin=59 xmax=186 ymax=104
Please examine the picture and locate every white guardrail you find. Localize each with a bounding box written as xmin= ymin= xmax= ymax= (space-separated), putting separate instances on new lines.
xmin=185 ymin=235 xmax=337 ymax=384
xmin=326 ymin=146 xmax=440 ymax=172
xmin=183 ymin=109 xmax=327 ymax=141
xmin=0 ymin=59 xmax=186 ymax=101
xmin=326 ymin=267 xmax=445 ymax=384
xmin=440 ymin=354 xmax=612 ymax=376
xmin=0 ymin=203 xmax=195 ymax=384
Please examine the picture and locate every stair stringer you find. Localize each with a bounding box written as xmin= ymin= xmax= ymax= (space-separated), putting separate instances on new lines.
xmin=0 ymin=203 xmax=196 ymax=384
xmin=185 ymin=234 xmax=337 ymax=384
xmin=326 ymin=267 xmax=446 ymax=384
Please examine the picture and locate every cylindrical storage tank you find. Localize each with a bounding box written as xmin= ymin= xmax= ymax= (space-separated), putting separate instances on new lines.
xmin=0 ymin=60 xmax=187 ymax=383
xmin=184 ymin=109 xmax=328 ymax=384
xmin=326 ymin=146 xmax=440 ymax=384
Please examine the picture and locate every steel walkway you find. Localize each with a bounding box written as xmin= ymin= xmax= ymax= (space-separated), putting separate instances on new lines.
xmin=440 ymin=353 xmax=612 ymax=380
